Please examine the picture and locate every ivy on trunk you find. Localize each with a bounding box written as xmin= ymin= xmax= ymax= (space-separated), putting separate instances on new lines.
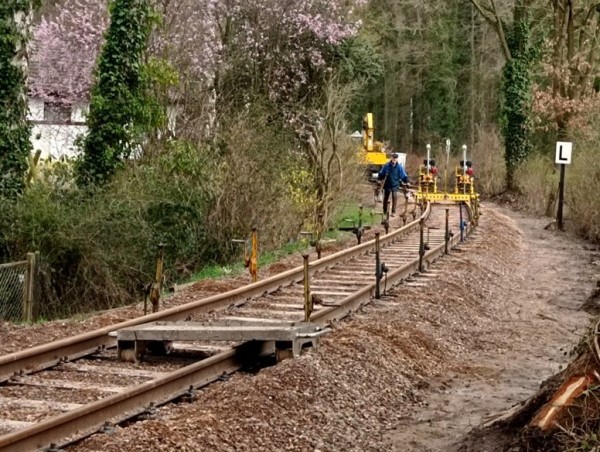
xmin=77 ymin=0 xmax=154 ymax=186
xmin=0 ymin=0 xmax=36 ymax=199
xmin=502 ymin=16 xmax=533 ymax=190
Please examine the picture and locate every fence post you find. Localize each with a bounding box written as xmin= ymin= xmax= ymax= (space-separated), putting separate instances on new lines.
xmin=22 ymin=252 xmax=35 ymax=323
xmin=34 ymin=251 xmax=40 ymax=321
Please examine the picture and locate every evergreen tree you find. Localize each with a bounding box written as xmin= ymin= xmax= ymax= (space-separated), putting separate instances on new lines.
xmin=77 ymin=0 xmax=154 ymax=186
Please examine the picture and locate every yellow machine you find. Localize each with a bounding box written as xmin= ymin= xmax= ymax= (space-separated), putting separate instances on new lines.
xmin=417 ymin=144 xmax=438 ymax=195
xmin=455 ymin=160 xmax=476 ymax=198
xmin=414 ymin=143 xmax=480 ymax=224
xmin=357 ymin=113 xmax=388 ymax=183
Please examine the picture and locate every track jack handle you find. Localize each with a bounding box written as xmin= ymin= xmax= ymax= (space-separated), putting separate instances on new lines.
xmin=354 ymin=205 xmax=365 ymax=244
xmin=299 ymin=231 xmax=323 ymax=260
xmin=303 ymin=254 xmax=312 ymax=322
xmin=418 ymin=220 xmax=433 ymax=273
xmin=144 ymin=243 xmax=165 ymax=315
xmin=232 ymin=227 xmax=259 ymax=283
xmin=374 ymin=232 xmax=389 ymax=299
xmin=340 ymin=205 xmax=365 ymax=245
xmin=372 ymin=206 xmax=390 ymax=234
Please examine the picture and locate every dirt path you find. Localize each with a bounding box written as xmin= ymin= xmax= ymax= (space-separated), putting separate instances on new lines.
xmin=385 ymin=204 xmax=598 ymax=451
xmin=46 ymin=203 xmax=600 ymax=451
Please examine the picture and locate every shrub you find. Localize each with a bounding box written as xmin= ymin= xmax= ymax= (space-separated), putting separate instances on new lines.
xmin=3 ymin=117 xmax=309 ymax=318
xmin=470 ymin=128 xmax=506 ymax=196
xmin=565 ymin=142 xmax=600 ymax=242
xmin=514 ymin=153 xmax=558 ymax=216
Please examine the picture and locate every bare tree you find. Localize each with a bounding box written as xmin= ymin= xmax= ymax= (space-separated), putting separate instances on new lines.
xmin=302 ymin=76 xmax=362 ymax=237
xmin=547 ymin=0 xmax=600 ymax=134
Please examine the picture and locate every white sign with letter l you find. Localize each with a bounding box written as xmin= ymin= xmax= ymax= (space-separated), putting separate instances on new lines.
xmin=555 ymin=141 xmax=573 ymax=165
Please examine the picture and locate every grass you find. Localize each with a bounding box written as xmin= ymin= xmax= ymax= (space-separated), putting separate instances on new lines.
xmin=183 ymin=202 xmax=366 ymax=286
xmin=334 ymin=203 xmax=376 ymax=229
xmin=187 ymin=236 xmax=314 ymax=283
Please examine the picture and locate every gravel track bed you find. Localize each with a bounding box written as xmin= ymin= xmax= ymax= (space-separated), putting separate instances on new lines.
xmin=67 ymin=205 xmax=519 ymax=451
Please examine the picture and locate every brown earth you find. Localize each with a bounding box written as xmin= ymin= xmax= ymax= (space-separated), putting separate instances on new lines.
xmin=59 ymin=204 xmax=600 ymax=451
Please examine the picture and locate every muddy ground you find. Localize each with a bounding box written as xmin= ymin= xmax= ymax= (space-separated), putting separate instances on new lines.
xmin=4 ymin=202 xmax=599 ymax=451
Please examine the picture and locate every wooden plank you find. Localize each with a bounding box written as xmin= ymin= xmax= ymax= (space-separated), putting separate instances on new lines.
xmin=59 ymin=363 xmax=168 ymax=380
xmin=8 ymin=379 xmax=125 ymax=394
xmin=310 ymin=286 xmax=363 ymax=292
xmin=312 ymin=279 xmax=370 ymax=285
xmin=220 ymin=316 xmax=297 ymax=325
xmin=311 ymin=290 xmax=356 ymax=297
xmin=0 ymin=420 xmax=34 ymax=431
xmin=118 ymin=324 xmax=315 ymax=342
xmin=0 ymin=396 xmax=82 ymax=412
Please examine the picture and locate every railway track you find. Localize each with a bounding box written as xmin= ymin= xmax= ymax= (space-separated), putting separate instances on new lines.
xmin=0 ymin=202 xmax=475 ymax=451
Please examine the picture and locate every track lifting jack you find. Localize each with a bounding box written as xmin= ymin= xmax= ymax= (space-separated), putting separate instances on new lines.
xmin=302 ymin=254 xmax=312 ymax=322
xmin=354 ymin=205 xmax=365 ymax=244
xmin=144 ymin=243 xmax=165 ymax=315
xmin=375 ymin=232 xmax=389 ymax=299
xmin=299 ymin=231 xmax=323 ymax=260
xmin=419 ymin=219 xmax=426 ymax=272
xmin=444 ymin=208 xmax=454 ymax=254
xmin=232 ymin=227 xmax=259 ymax=283
xmin=373 ymin=209 xmax=390 ymax=234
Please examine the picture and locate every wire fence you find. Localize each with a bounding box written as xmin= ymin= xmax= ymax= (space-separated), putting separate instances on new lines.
xmin=0 ymin=253 xmax=39 ymax=322
xmin=0 ymin=260 xmax=27 ymax=321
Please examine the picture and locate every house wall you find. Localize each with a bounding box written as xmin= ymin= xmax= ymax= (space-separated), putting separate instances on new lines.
xmin=27 ymin=99 xmax=178 ymax=160
xmin=28 ymin=98 xmax=87 ymax=160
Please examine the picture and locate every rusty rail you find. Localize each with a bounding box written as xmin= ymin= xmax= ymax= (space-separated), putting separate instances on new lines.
xmin=0 ymin=201 xmax=478 ymax=452
xmin=0 ymin=204 xmax=429 ymax=384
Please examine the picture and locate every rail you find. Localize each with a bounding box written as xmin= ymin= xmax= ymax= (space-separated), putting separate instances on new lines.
xmin=0 ymin=201 xmax=477 ymax=451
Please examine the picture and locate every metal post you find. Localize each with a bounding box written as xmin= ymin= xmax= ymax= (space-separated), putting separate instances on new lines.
xmin=33 ymin=251 xmax=40 ymax=321
xmin=557 ymin=164 xmax=566 ymax=231
xmin=383 ymin=210 xmax=389 ymax=234
xmin=444 ymin=139 xmax=450 ymax=193
xmin=375 ymin=232 xmax=381 ymax=299
xmin=460 ymin=203 xmax=465 ymax=242
xmin=249 ymin=227 xmax=259 ymax=282
xmin=419 ymin=219 xmax=425 ymax=272
xmin=22 ymin=252 xmax=35 ymax=323
xmin=303 ymin=254 xmax=312 ymax=322
xmin=147 ymin=244 xmax=165 ymax=314
xmin=462 ymin=145 xmax=468 ymax=195
xmin=357 ymin=205 xmax=363 ymax=244
xmin=316 ymin=213 xmax=324 ymax=259
xmin=445 ymin=208 xmax=450 ymax=255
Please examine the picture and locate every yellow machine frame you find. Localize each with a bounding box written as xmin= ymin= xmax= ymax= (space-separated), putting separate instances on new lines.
xmin=414 ymin=144 xmax=480 ymax=223
xmin=360 ymin=113 xmax=388 ymax=168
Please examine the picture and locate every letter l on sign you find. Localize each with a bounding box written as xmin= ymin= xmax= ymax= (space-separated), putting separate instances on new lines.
xmin=555 ymin=141 xmax=573 ymax=165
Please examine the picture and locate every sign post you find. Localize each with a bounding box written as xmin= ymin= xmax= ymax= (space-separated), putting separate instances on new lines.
xmin=444 ymin=139 xmax=450 ymax=193
xmin=555 ymin=141 xmax=573 ymax=231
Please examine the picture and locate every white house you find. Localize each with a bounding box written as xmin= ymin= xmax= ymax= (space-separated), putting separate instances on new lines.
xmin=28 ymin=98 xmax=88 ymax=160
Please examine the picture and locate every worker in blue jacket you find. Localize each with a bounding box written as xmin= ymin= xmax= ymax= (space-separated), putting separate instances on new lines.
xmin=378 ymin=153 xmax=410 ymax=217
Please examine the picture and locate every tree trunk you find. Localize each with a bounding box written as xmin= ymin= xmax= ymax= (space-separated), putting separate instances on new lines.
xmin=0 ymin=1 xmax=34 ymax=198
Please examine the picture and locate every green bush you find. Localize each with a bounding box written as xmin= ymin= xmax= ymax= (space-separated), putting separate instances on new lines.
xmin=1 ymin=115 xmax=308 ymax=318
